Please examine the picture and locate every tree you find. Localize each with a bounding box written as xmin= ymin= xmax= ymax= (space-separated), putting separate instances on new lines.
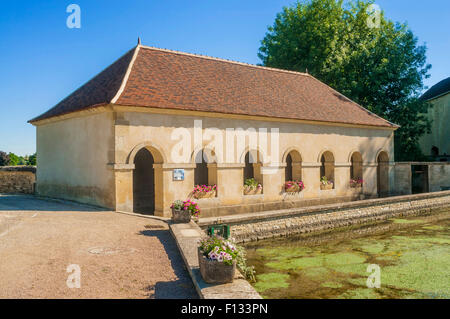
xmin=259 ymin=0 xmax=431 ymax=161
xmin=0 ymin=151 xmax=10 ymax=166
xmin=27 ymin=153 xmax=37 ymax=166
xmin=8 ymin=153 xmax=22 ymax=166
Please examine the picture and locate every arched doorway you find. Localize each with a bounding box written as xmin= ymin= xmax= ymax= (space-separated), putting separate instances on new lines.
xmin=284 ymin=150 xmax=302 ymax=181
xmin=194 ymin=150 xmax=209 ymax=186
xmin=320 ymin=151 xmax=335 ymax=188
xmin=350 ymin=152 xmax=363 ymax=180
xmin=377 ymin=151 xmax=389 ymax=197
xmin=133 ymin=148 xmax=155 ymax=214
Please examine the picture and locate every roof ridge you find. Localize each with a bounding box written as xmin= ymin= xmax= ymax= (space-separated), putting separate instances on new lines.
xmin=138 ymin=44 xmax=311 ymax=78
xmin=111 ymin=45 xmax=140 ymax=103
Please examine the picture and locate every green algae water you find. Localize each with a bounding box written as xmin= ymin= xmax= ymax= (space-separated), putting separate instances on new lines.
xmin=244 ymin=212 xmax=450 ymax=299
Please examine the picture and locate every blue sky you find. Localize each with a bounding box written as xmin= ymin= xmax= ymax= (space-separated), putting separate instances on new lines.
xmin=0 ymin=0 xmax=449 ymax=156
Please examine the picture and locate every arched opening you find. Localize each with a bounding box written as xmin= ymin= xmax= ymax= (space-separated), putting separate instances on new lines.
xmin=284 ymin=150 xmax=302 ymax=182
xmin=243 ymin=150 xmax=263 ymax=194
xmin=350 ymin=152 xmax=363 ymax=180
xmin=320 ymin=151 xmax=335 ymax=189
xmin=133 ymin=148 xmax=155 ymax=214
xmin=377 ymin=151 xmax=389 ymax=197
xmin=194 ymin=150 xmax=208 ymax=186
xmin=192 ymin=148 xmax=218 ymax=198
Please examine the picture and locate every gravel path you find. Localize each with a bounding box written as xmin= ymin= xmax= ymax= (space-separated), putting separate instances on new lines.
xmin=0 ymin=194 xmax=197 ymax=299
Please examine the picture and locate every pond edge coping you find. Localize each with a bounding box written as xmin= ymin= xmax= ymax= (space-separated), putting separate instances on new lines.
xmin=169 ymin=221 xmax=262 ymax=299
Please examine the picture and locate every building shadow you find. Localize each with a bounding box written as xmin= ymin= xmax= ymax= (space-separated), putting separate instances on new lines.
xmin=138 ymin=229 xmax=198 ymax=299
xmin=0 ymin=194 xmax=106 ymax=212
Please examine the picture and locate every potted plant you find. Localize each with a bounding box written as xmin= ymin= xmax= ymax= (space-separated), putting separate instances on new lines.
xmin=284 ymin=180 xmax=305 ymax=193
xmin=198 ymin=235 xmax=237 ymax=284
xmin=320 ymin=176 xmax=334 ymax=190
xmin=350 ymin=178 xmax=363 ymax=188
xmin=171 ymin=199 xmax=200 ymax=223
xmin=243 ymin=178 xmax=262 ymax=195
xmin=192 ymin=184 xmax=217 ymax=199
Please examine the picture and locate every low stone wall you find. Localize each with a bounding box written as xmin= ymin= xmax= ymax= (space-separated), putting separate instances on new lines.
xmin=0 ymin=166 xmax=36 ymax=194
xmin=198 ymin=190 xmax=450 ymax=243
xmin=394 ymin=162 xmax=450 ymax=195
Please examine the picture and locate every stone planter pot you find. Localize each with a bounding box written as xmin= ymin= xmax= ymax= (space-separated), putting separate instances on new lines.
xmin=243 ymin=187 xmax=262 ymax=195
xmin=198 ymin=247 xmax=236 ymax=284
xmin=350 ymin=184 xmax=363 ymax=188
xmin=171 ymin=208 xmax=191 ymax=223
xmin=320 ymin=183 xmax=333 ymax=190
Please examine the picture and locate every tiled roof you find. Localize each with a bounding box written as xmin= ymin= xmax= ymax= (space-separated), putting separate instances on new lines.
xmin=30 ymin=45 xmax=396 ymax=128
xmin=420 ymin=77 xmax=450 ymax=101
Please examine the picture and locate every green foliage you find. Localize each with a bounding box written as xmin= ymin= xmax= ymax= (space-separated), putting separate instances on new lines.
xmin=2 ymin=152 xmax=36 ymax=166
xmin=28 ymin=153 xmax=37 ymax=166
xmin=8 ymin=152 xmax=21 ymax=166
xmin=259 ymin=0 xmax=432 ymax=161
xmin=234 ymin=242 xmax=257 ymax=282
xmin=244 ymin=178 xmax=260 ymax=188
xmin=0 ymin=151 xmax=10 ymax=166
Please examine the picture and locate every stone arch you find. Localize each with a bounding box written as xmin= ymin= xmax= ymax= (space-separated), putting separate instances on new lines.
xmin=375 ymin=149 xmax=389 ymax=164
xmin=127 ymin=141 xmax=166 ymax=164
xmin=282 ymin=147 xmax=303 ymax=181
xmin=239 ymin=146 xmax=267 ymax=164
xmin=190 ymin=146 xmax=217 ymax=164
xmin=376 ymin=150 xmax=389 ymax=197
xmin=128 ymin=142 xmax=165 ymax=215
xmin=317 ymin=148 xmax=335 ymax=163
xmin=282 ymin=147 xmax=303 ymax=163
xmin=192 ymin=147 xmax=217 ymax=188
xmin=241 ymin=149 xmax=264 ymax=187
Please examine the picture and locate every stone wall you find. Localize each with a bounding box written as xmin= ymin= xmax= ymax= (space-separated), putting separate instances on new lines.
xmin=0 ymin=166 xmax=36 ymax=194
xmin=198 ymin=190 xmax=450 ymax=243
xmin=393 ymin=162 xmax=450 ymax=194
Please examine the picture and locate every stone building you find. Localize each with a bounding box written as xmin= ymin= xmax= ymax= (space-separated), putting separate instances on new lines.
xmin=29 ymin=44 xmax=398 ymax=217
xmin=419 ymin=77 xmax=450 ymax=161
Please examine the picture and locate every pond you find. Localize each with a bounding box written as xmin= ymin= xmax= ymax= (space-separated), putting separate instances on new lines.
xmin=244 ymin=211 xmax=450 ymax=299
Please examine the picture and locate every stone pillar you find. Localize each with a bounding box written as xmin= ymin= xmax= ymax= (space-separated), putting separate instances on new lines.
xmin=334 ymin=162 xmax=351 ymax=195
xmin=301 ymin=162 xmax=321 ymax=198
xmin=388 ymin=162 xmax=396 ymax=195
xmin=394 ymin=163 xmax=411 ymax=195
xmin=261 ymin=164 xmax=285 ymax=201
xmin=154 ymin=163 xmax=196 ymax=217
xmin=110 ymin=163 xmax=135 ymax=213
xmin=362 ymin=162 xmax=377 ymax=197
xmin=215 ymin=163 xmax=245 ymax=205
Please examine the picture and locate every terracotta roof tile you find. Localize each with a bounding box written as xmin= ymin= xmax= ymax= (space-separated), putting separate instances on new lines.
xmin=30 ymin=45 xmax=396 ymax=128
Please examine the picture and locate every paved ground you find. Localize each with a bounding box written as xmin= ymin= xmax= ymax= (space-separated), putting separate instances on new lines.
xmin=0 ymin=194 xmax=198 ymax=299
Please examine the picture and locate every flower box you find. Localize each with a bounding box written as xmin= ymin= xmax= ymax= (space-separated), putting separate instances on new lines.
xmin=350 ymin=179 xmax=363 ymax=188
xmin=193 ymin=189 xmax=216 ymax=199
xmin=320 ymin=183 xmax=333 ymax=190
xmin=171 ymin=208 xmax=191 ymax=223
xmin=284 ymin=181 xmax=305 ymax=193
xmin=243 ymin=186 xmax=262 ymax=195
xmin=192 ymin=185 xmax=217 ymax=199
